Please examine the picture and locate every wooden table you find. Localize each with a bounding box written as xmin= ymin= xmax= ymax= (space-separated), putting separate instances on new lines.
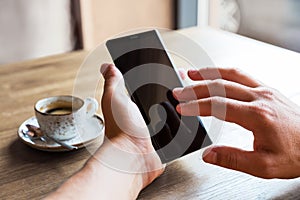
xmin=1 ymin=27 xmax=300 ymax=199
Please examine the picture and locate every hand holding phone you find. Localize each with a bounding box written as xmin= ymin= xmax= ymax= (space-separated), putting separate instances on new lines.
xmin=106 ymin=30 xmax=212 ymax=163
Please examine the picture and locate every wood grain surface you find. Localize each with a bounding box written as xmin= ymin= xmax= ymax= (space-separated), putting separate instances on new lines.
xmin=0 ymin=51 xmax=94 ymax=199
xmin=1 ymin=28 xmax=300 ymax=200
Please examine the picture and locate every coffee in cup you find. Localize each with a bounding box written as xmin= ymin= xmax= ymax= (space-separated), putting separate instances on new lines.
xmin=43 ymin=101 xmax=74 ymax=115
xmin=34 ymin=96 xmax=98 ymax=140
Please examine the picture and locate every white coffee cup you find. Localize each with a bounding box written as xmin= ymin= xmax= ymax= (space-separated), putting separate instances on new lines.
xmin=34 ymin=96 xmax=98 ymax=140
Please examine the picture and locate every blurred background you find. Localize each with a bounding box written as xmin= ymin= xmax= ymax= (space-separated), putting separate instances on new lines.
xmin=1 ymin=0 xmax=300 ymax=64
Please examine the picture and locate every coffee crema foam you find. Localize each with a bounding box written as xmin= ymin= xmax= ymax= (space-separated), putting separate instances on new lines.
xmin=41 ymin=101 xmax=78 ymax=115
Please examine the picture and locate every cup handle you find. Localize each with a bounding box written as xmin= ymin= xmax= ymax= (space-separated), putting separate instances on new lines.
xmin=84 ymin=97 xmax=99 ymax=118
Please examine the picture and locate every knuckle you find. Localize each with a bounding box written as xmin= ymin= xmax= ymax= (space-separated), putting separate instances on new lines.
xmin=227 ymin=67 xmax=242 ymax=77
xmin=258 ymin=158 xmax=276 ymax=179
xmin=207 ymin=79 xmax=226 ymax=96
xmin=253 ymin=87 xmax=276 ymax=100
xmin=248 ymin=101 xmax=277 ymax=123
xmin=209 ymin=96 xmax=224 ymax=105
xmin=227 ymin=154 xmax=238 ymax=170
xmin=217 ymin=152 xmax=238 ymax=170
xmin=209 ymin=79 xmax=225 ymax=88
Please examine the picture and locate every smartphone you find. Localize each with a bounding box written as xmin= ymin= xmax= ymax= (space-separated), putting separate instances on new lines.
xmin=106 ymin=30 xmax=212 ymax=163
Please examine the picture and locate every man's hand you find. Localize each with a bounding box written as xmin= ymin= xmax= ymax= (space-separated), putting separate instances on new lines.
xmin=96 ymin=63 xmax=164 ymax=186
xmin=46 ymin=64 xmax=164 ymax=200
xmin=173 ymin=67 xmax=300 ymax=179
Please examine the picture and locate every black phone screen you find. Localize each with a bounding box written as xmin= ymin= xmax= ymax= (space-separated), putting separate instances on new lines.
xmin=106 ymin=30 xmax=212 ymax=163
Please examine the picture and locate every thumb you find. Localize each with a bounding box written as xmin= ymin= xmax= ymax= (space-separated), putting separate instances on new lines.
xmin=202 ymin=146 xmax=265 ymax=177
xmin=100 ymin=63 xmax=148 ymax=138
xmin=100 ymin=63 xmax=125 ymax=93
xmin=100 ymin=63 xmax=127 ymax=134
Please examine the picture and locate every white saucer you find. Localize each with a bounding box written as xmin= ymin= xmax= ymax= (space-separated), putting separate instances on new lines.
xmin=18 ymin=115 xmax=105 ymax=152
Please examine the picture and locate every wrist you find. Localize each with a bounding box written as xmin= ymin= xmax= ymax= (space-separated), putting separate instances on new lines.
xmin=90 ymin=134 xmax=164 ymax=187
xmin=85 ymin=156 xmax=143 ymax=200
xmin=85 ymin=136 xmax=146 ymax=198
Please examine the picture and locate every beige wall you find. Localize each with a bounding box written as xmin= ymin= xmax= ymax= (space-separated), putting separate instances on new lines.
xmin=0 ymin=0 xmax=74 ymax=64
xmin=80 ymin=0 xmax=175 ymax=50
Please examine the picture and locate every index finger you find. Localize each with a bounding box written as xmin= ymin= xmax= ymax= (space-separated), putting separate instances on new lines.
xmin=177 ymin=97 xmax=255 ymax=131
xmin=188 ymin=67 xmax=262 ymax=88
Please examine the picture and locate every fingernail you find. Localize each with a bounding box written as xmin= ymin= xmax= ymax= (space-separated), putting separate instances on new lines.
xmin=188 ymin=69 xmax=198 ymax=75
xmin=176 ymin=105 xmax=181 ymax=113
xmin=202 ymin=148 xmax=217 ymax=164
xmin=177 ymin=68 xmax=187 ymax=80
xmin=100 ymin=63 xmax=111 ymax=75
xmin=173 ymin=88 xmax=183 ymax=97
